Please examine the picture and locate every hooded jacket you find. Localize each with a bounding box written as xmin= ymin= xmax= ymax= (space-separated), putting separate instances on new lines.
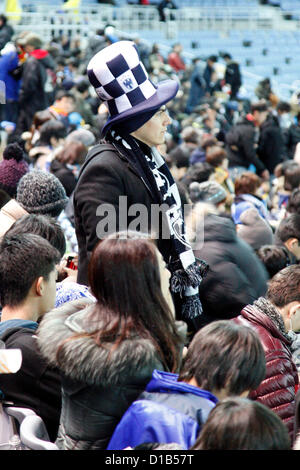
xmin=233 ymin=297 xmax=299 ymax=441
xmin=107 ymin=369 xmax=218 ymax=450
xmin=237 ymin=207 xmax=274 ymax=251
xmin=0 ymin=320 xmax=61 ymax=442
xmin=194 ymin=214 xmax=269 ymax=326
xmin=37 ymin=298 xmax=179 ymax=450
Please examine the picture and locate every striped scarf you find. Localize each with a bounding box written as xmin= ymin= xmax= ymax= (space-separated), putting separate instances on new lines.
xmin=107 ymin=129 xmax=208 ymax=320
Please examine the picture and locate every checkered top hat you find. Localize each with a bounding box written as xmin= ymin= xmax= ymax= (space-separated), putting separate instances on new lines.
xmin=87 ymin=40 xmax=179 ymax=136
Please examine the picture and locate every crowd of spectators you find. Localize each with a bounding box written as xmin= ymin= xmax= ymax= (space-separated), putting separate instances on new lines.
xmin=0 ymin=11 xmax=300 ymax=452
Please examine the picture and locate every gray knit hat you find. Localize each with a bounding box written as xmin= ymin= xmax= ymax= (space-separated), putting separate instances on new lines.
xmin=190 ymin=181 xmax=227 ymax=205
xmin=16 ymin=170 xmax=68 ymax=218
xmin=65 ymin=129 xmax=96 ymax=147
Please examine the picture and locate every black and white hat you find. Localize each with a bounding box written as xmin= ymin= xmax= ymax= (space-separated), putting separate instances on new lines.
xmin=87 ymin=40 xmax=179 ymax=136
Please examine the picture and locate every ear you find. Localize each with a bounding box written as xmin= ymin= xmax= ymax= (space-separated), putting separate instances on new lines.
xmin=285 ymin=238 xmax=298 ymax=253
xmin=35 ymin=276 xmax=45 ymax=297
xmin=288 ymin=302 xmax=300 ymax=319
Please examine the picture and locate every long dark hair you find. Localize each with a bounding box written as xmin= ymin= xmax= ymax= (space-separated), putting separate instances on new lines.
xmin=59 ymin=232 xmax=182 ymax=372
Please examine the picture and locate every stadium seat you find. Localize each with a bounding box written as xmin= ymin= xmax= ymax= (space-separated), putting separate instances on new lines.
xmin=20 ymin=415 xmax=59 ymax=450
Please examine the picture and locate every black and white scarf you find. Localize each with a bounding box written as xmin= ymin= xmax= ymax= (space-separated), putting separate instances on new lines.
xmin=107 ymin=129 xmax=209 ymax=321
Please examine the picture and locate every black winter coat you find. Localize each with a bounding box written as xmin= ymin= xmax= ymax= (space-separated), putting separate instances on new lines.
xmin=18 ymin=55 xmax=48 ymax=131
xmin=73 ymin=142 xmax=177 ymax=286
xmin=225 ymin=61 xmax=242 ymax=98
xmin=225 ymin=117 xmax=266 ymax=174
xmin=194 ymin=214 xmax=269 ymax=326
xmin=50 ymin=159 xmax=77 ymax=197
xmin=285 ymin=123 xmax=300 ymax=159
xmin=0 ymin=326 xmax=61 ymax=441
xmin=0 ymin=23 xmax=14 ymax=50
xmin=37 ymin=299 xmax=169 ymax=450
xmin=257 ymin=117 xmax=285 ymax=173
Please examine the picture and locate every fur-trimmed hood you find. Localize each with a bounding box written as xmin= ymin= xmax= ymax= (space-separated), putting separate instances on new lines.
xmin=37 ymin=298 xmax=166 ymax=387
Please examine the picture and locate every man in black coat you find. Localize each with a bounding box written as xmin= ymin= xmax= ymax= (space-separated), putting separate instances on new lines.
xmin=256 ymin=112 xmax=285 ymax=175
xmin=224 ymin=53 xmax=242 ymax=100
xmin=74 ymin=40 xmax=208 ymax=333
xmin=226 ymin=100 xmax=281 ymax=179
xmin=15 ymin=33 xmax=49 ymax=135
xmin=225 ymin=114 xmax=268 ymax=179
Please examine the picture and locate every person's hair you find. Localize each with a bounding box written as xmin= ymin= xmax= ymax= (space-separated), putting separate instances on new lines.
xmin=181 ymin=127 xmax=201 ymax=145
xmin=277 ymin=101 xmax=291 ymax=113
xmin=169 ymin=145 xmax=190 ymax=169
xmin=75 ymin=80 xmax=90 ymax=94
xmin=257 ymin=245 xmax=289 ymax=278
xmin=205 ymin=147 xmax=227 ymax=168
xmin=134 ymin=442 xmax=183 ymax=450
xmin=180 ymin=162 xmax=214 ymax=188
xmin=178 ymin=320 xmax=265 ymax=395
xmin=223 ymin=53 xmax=232 ymax=60
xmin=275 ymin=213 xmax=300 ymax=244
xmin=0 ymin=14 xmax=7 ymax=25
xmin=284 ymin=164 xmax=300 ymax=192
xmin=2 ymin=143 xmax=24 ymax=162
xmin=286 ymin=188 xmax=300 ymax=215
xmin=37 ymin=119 xmax=67 ymax=146
xmin=57 ymin=232 xmax=183 ymax=373
xmin=54 ymin=90 xmax=75 ymax=102
xmin=251 ymin=100 xmax=268 ymax=113
xmin=55 ymin=141 xmax=87 ymax=165
xmin=234 ymin=172 xmax=261 ymax=196
xmin=5 ymin=214 xmax=66 ymax=258
xmin=32 ymin=109 xmax=53 ymax=130
xmin=0 ymin=233 xmax=60 ymax=307
xmin=266 ymin=264 xmax=300 ymax=308
xmin=208 ymin=55 xmax=217 ymax=62
xmin=201 ymin=136 xmax=218 ymax=150
xmin=191 ymin=397 xmax=291 ymax=450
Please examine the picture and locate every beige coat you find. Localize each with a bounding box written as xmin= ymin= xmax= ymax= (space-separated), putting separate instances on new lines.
xmin=0 ymin=199 xmax=28 ymax=238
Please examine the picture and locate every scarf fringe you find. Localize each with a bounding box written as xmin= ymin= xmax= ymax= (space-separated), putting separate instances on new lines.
xmin=181 ymin=294 xmax=203 ymax=320
xmin=170 ymin=260 xmax=209 ymax=296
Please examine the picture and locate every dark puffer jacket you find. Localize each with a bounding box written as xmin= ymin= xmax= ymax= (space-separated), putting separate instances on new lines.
xmin=37 ymin=298 xmax=185 ymax=450
xmin=233 ymin=299 xmax=299 ymax=441
xmin=225 ymin=116 xmax=265 ymax=174
xmin=257 ymin=116 xmax=284 ymax=174
xmin=193 ymin=214 xmax=269 ymax=327
xmin=285 ymin=123 xmax=300 ymax=159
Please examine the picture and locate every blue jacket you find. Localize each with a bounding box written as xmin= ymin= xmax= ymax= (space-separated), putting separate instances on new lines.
xmin=107 ymin=369 xmax=218 ymax=450
xmin=0 ymin=51 xmax=20 ymax=101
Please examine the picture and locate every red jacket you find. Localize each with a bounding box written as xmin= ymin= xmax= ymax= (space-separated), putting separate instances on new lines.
xmin=167 ymin=52 xmax=185 ymax=72
xmin=233 ymin=304 xmax=299 ymax=441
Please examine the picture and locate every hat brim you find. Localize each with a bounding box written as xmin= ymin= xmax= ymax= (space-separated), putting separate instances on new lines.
xmin=101 ymin=79 xmax=179 ymax=137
